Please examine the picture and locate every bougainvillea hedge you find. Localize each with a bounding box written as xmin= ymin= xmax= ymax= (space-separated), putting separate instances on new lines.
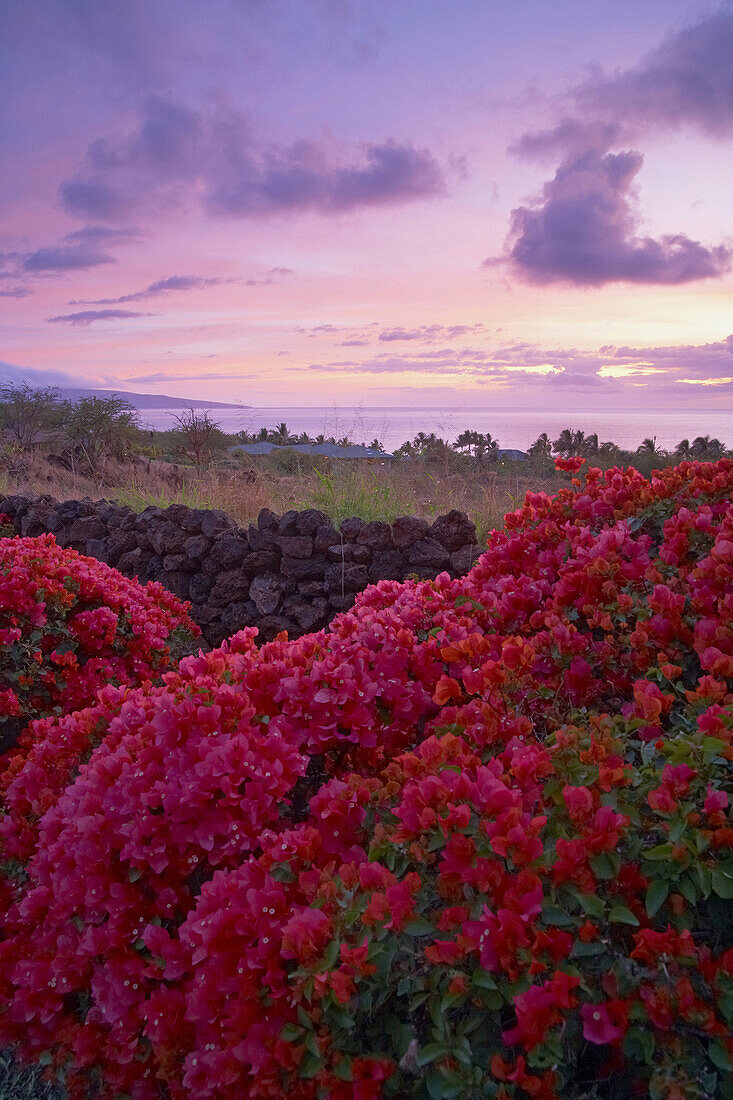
xmin=0 ymin=533 xmax=200 ymax=755
xmin=0 ymin=460 xmax=731 ymax=1099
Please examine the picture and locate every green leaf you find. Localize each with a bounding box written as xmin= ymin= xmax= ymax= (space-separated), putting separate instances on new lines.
xmin=416 ymin=1042 xmax=450 ymax=1067
xmin=471 ymin=969 xmax=498 ymax=991
xmin=280 ymin=1023 xmax=303 ymax=1043
xmin=623 ymin=1027 xmax=655 ymax=1065
xmin=128 ymin=867 xmax=142 ymax=883
xmin=669 ymin=816 xmax=686 ymax=843
xmin=645 ymin=880 xmax=670 ymax=918
xmin=404 ymin=916 xmax=434 ymax=936
xmin=608 ymin=905 xmax=639 ymax=926
xmin=712 ymin=869 xmax=733 ymax=899
xmin=589 ymin=852 xmax=616 ymax=880
xmin=644 ymin=843 xmax=673 ymax=861
xmin=571 ymin=940 xmax=606 ymax=958
xmin=298 ymin=1051 xmax=323 ymax=1079
xmin=270 ymin=865 xmax=294 ymax=883
xmin=709 ymin=1039 xmax=733 ymax=1072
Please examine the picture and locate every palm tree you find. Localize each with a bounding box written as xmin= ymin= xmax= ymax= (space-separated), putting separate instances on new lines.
xmin=553 ymin=428 xmax=585 ymax=457
xmin=271 ymin=422 xmax=293 ymax=445
xmin=528 ymin=432 xmax=552 ymax=458
xmin=637 ymin=437 xmax=660 ymax=455
xmin=691 ymin=435 xmax=725 ymax=459
xmin=454 ymin=429 xmax=474 ymax=456
xmin=582 ymin=432 xmax=599 ymax=457
xmin=675 ymin=438 xmax=692 ymax=458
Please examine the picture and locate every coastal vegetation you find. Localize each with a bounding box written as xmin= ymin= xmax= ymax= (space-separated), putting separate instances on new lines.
xmin=0 ymin=456 xmax=731 ymax=1097
xmin=1 ymin=385 xmax=730 ymax=536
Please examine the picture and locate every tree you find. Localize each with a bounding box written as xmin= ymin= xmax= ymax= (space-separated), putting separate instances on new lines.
xmin=637 ymin=437 xmax=661 ymax=456
xmin=170 ymin=408 xmax=227 ymax=472
xmin=691 ymin=435 xmax=725 ymax=459
xmin=0 ymin=382 xmax=66 ymax=449
xmin=553 ymin=428 xmax=585 ymax=457
xmin=66 ymin=395 xmax=141 ymax=473
xmin=528 ymin=432 xmax=552 ymax=458
xmin=675 ymin=438 xmax=692 ymax=458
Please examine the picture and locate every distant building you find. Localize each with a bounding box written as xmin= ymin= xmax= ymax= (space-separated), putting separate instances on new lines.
xmin=229 ymin=441 xmax=393 ymax=466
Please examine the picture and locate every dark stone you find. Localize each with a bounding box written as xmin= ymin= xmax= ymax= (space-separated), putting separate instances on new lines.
xmin=107 ymin=530 xmax=138 ymax=565
xmin=0 ymin=495 xmax=33 ymax=519
xmin=193 ymin=602 xmax=221 ymax=625
xmin=356 ymin=520 xmax=393 ymax=550
xmin=328 ymin=593 xmax=356 ymax=612
xmin=391 ymin=515 xmax=430 ymax=549
xmin=325 ymin=543 xmax=370 ymax=564
xmin=277 ymin=510 xmax=300 ymax=536
xmin=240 ymin=550 xmax=281 ymax=578
xmin=282 ymin=595 xmax=329 ymax=632
xmin=199 ymin=509 xmax=237 ymax=538
xmin=84 ymin=538 xmax=110 ymax=563
xmin=324 ymin=562 xmax=369 ymax=594
xmin=179 ymin=508 xmax=211 ymax=533
xmin=295 ymin=509 xmax=331 ymax=535
xmin=313 ymin=523 xmax=340 ymax=553
xmin=280 ymin=556 xmax=326 ymax=581
xmin=450 ymin=545 xmax=482 ymax=575
xmin=163 ymin=504 xmax=196 ymax=527
xmin=369 ymin=550 xmax=407 ymax=583
xmin=249 ymin=573 xmax=285 ymax=615
xmin=19 ymin=507 xmax=54 ymax=537
xmin=209 ymin=570 xmax=251 ymax=605
xmin=116 ymin=547 xmax=145 ymax=575
xmin=189 ymin=574 xmax=213 ymax=604
xmin=429 ymin=510 xmax=478 ymax=551
xmin=298 ymin=580 xmax=326 ymax=597
xmin=162 ymin=553 xmax=189 ymax=572
xmin=182 ymin=534 xmax=211 ymax=563
xmin=274 ymin=535 xmax=313 ymax=558
xmin=147 ymin=520 xmax=186 ymax=556
xmin=407 ymin=537 xmax=451 ymax=569
xmin=256 ymin=614 xmax=294 ymax=642
xmin=219 ymin=600 xmax=258 ymax=634
xmin=257 ymin=507 xmax=280 ymax=531
xmin=339 ymin=517 xmax=365 ymax=541
xmin=246 ymin=525 xmax=279 ymax=553
xmin=210 ymin=530 xmax=250 ymax=570
xmin=203 ymin=623 xmax=230 ymax=647
xmin=156 ymin=570 xmax=191 ymax=600
xmin=67 ymin=517 xmax=109 ymax=544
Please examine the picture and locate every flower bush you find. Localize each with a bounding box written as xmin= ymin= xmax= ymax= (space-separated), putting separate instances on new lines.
xmin=0 ymin=460 xmax=731 ymax=1099
xmin=0 ymin=534 xmax=200 ymax=755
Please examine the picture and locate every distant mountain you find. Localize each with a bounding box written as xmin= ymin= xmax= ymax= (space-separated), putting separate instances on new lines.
xmin=56 ymin=387 xmax=250 ymax=411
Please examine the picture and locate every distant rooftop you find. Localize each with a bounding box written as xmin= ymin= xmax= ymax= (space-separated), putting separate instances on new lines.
xmin=229 ymin=441 xmax=391 ymax=459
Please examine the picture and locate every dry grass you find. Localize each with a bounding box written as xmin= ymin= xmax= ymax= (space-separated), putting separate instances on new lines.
xmin=0 ymin=451 xmax=564 ymax=539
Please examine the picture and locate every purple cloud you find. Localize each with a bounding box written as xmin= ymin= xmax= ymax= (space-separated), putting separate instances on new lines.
xmin=22 ymin=245 xmax=116 ymax=272
xmin=0 ymin=287 xmax=32 ymax=298
xmin=47 ymin=309 xmax=152 ymax=326
xmin=71 ymin=274 xmax=232 ymax=305
xmin=502 ymin=147 xmax=731 ymax=286
xmin=577 ymin=9 xmax=733 ymax=138
xmin=59 ymin=98 xmax=446 ymax=222
xmin=244 ymin=267 xmax=293 ymax=286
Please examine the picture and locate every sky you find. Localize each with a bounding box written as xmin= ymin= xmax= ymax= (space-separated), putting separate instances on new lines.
xmin=1 ymin=0 xmax=733 ymax=411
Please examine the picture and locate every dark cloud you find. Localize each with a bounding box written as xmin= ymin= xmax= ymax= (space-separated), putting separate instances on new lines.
xmin=22 ymin=245 xmax=116 ymax=273
xmin=63 ymin=225 xmax=144 ymax=245
xmin=47 ymin=309 xmax=152 ymax=326
xmin=379 ymin=323 xmax=486 ymax=342
xmin=60 ymin=98 xmax=446 ymax=222
xmin=243 ymin=266 xmax=293 ymax=286
xmin=0 ymin=287 xmax=32 ymax=298
xmin=503 ymin=147 xmax=731 ymax=286
xmin=577 ymin=9 xmax=733 ymax=138
xmin=71 ymin=274 xmax=233 ymax=305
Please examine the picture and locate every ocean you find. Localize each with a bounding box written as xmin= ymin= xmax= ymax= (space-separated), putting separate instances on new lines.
xmin=139 ymin=406 xmax=733 ymax=454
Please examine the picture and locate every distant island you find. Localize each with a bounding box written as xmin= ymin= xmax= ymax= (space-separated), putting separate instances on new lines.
xmin=54 ymin=387 xmax=250 ymax=411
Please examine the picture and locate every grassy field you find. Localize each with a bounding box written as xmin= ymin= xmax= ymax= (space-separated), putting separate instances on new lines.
xmin=0 ymin=450 xmax=567 ymax=541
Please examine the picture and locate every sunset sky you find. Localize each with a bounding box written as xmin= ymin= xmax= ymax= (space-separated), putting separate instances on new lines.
xmin=1 ymin=0 xmax=732 ymax=411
